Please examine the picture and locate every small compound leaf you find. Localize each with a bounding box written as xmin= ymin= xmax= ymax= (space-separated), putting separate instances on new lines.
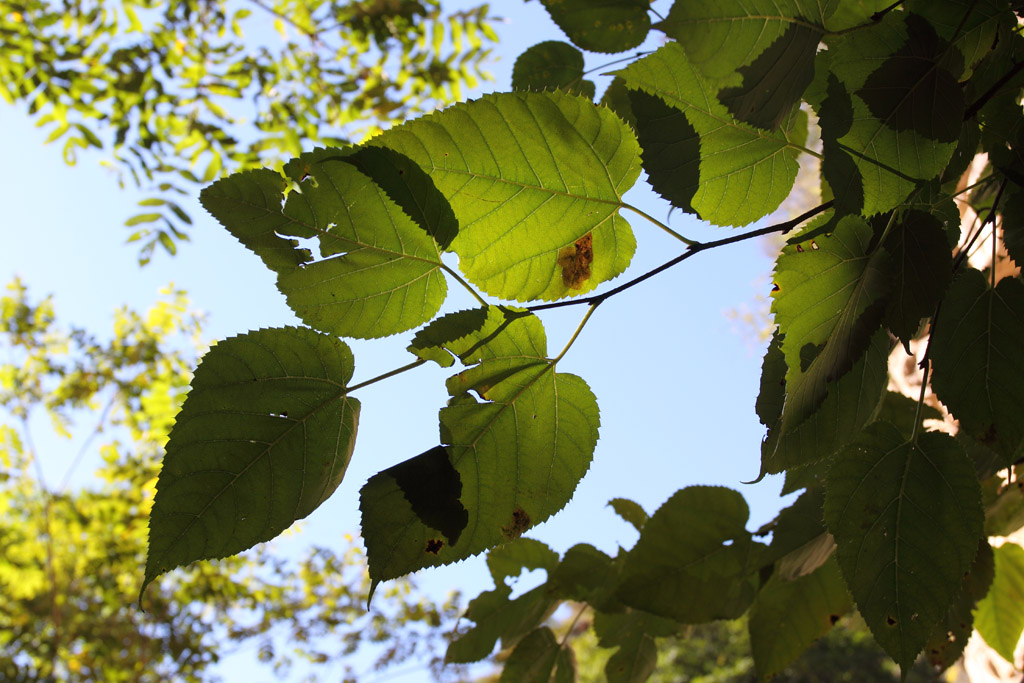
xmin=609 ymin=497 xmax=649 ymax=532
xmin=749 ymin=558 xmax=853 ymax=680
xmin=930 ymin=270 xmax=1024 ymax=459
xmin=627 ymin=88 xmax=699 ymax=215
xmin=595 ymin=609 xmax=679 ymax=683
xmin=374 ymin=91 xmax=640 ymax=301
xmin=718 ymin=21 xmax=821 ymax=131
xmin=539 ymin=0 xmax=652 ymax=53
xmin=924 ymin=539 xmax=994 ymax=670
xmin=771 ymin=216 xmax=890 ymax=430
xmin=499 ymin=627 xmax=561 ymax=683
xmin=824 ymin=422 xmax=984 ymax=669
xmin=882 ymin=210 xmax=954 ymax=348
xmin=617 ymin=487 xmax=761 ymax=622
xmin=617 ymin=43 xmax=803 ymax=226
xmin=857 ymin=14 xmax=964 ymax=143
xmin=975 ymin=541 xmax=1024 ymax=664
xmin=512 ymin=41 xmax=596 ymax=98
xmin=142 ymin=327 xmax=359 ymax=602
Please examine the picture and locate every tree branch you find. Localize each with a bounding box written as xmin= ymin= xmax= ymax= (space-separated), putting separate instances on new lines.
xmin=528 ymin=201 xmax=833 ymax=312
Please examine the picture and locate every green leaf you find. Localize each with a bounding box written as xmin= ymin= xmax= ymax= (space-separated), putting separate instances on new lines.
xmin=499 ymin=627 xmax=562 ymax=683
xmin=907 ymin=0 xmax=1011 ymax=73
xmin=595 ymin=609 xmax=679 ymax=683
xmin=617 ymin=487 xmax=761 ymax=622
xmin=608 ymin=497 xmax=648 ymax=532
xmin=759 ymin=487 xmax=834 ymax=581
xmin=749 ymin=558 xmax=853 ymax=681
xmin=142 ymin=327 xmax=360 ymax=601
xmin=824 ymin=422 xmax=984 ymax=668
xmin=538 ymin=0 xmax=651 ymax=53
xmin=760 ymin=328 xmax=889 ymax=475
xmin=975 ymin=541 xmax=1024 ymax=664
xmin=656 ymin=1 xmax=823 ymax=130
xmin=374 ymin=91 xmax=640 ymax=301
xmin=929 ymin=270 xmax=1024 ymax=459
xmin=448 ymin=585 xmax=558 ymax=664
xmin=361 ymin=309 xmax=600 ymax=585
xmin=617 ymin=43 xmax=804 ymax=226
xmin=823 ymin=13 xmax=959 ymax=215
xmin=512 ymin=41 xmax=596 ymax=99
xmin=771 ymin=216 xmax=890 ymax=430
xmin=550 ymin=544 xmax=619 ymax=609
xmin=201 ymin=155 xmax=448 ymax=339
xmin=485 ymin=537 xmax=561 ymax=587
xmin=923 ymin=539 xmax=994 ymax=670
xmin=407 ymin=305 xmax=535 ymax=368
xmin=124 ymin=212 xmax=163 ymax=227
xmin=874 ymin=391 xmax=944 ymax=441
xmin=883 ymin=209 xmax=953 ymax=348
xmin=626 ymin=89 xmax=699 ymax=215
xmin=1000 ymin=190 xmax=1024 ymax=267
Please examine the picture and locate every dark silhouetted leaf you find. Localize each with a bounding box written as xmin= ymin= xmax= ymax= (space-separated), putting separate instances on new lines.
xmin=883 ymin=210 xmax=953 ymax=348
xmin=824 ymin=422 xmax=984 ymax=669
xmin=627 ymin=88 xmax=699 ymax=214
xmin=143 ymin=327 xmax=359 ymax=601
xmin=595 ymin=609 xmax=678 ymax=683
xmin=539 ymin=0 xmax=651 ymax=53
xmin=609 ymin=497 xmax=648 ymax=532
xmin=512 ymin=41 xmax=595 ymax=98
xmin=923 ymin=539 xmax=994 ymax=670
xmin=930 ymin=270 xmax=1024 ymax=459
xmin=499 ymin=627 xmax=563 ymax=683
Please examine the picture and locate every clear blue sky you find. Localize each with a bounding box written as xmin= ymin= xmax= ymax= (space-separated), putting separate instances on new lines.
xmin=0 ymin=2 xmax=795 ymax=680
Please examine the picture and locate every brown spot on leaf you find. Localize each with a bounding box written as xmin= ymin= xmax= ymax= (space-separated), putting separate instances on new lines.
xmin=557 ymin=232 xmax=594 ymax=289
xmin=425 ymin=538 xmax=444 ymax=555
xmin=796 ymin=244 xmax=804 ymax=252
xmin=886 ymin=616 xmax=897 ymax=626
xmin=829 ymin=614 xmax=840 ymax=625
xmin=501 ymin=507 xmax=531 ymax=539
xmin=771 ymin=282 xmax=780 ymax=292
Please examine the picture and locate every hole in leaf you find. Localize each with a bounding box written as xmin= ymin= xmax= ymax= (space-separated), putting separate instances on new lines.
xmin=829 ymin=614 xmax=840 ymax=625
xmin=501 ymin=507 xmax=531 ymax=539
xmin=425 ymin=538 xmax=444 ymax=555
xmin=796 ymin=244 xmax=805 ymax=252
xmin=886 ymin=616 xmax=897 ymax=627
xmin=557 ymin=232 xmax=594 ymax=289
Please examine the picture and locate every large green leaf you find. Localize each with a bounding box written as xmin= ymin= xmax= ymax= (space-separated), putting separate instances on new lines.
xmin=361 ymin=308 xmax=600 ymax=585
xmin=748 ymin=558 xmax=853 ymax=681
xmin=373 ymin=91 xmax=640 ymax=301
xmin=907 ymin=0 xmax=1011 ymax=73
xmin=771 ymin=216 xmax=890 ymax=430
xmin=594 ymin=609 xmax=679 ymax=683
xmin=512 ymin=41 xmax=595 ymax=99
xmin=201 ymin=155 xmax=448 ymax=339
xmin=824 ymin=422 xmax=984 ymax=669
xmin=617 ymin=486 xmax=762 ymax=622
xmin=142 ymin=327 xmax=359 ymax=600
xmin=930 ymin=270 xmax=1024 ymax=459
xmin=656 ymin=1 xmax=824 ymax=130
xmin=616 ymin=42 xmax=805 ymax=226
xmin=539 ymin=0 xmax=652 ymax=53
xmin=500 ymin=627 xmax=576 ymax=683
xmin=975 ymin=542 xmax=1024 ymax=663
xmin=822 ymin=12 xmax=959 ymax=215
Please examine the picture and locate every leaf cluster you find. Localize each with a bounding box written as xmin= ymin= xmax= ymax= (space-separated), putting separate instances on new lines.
xmin=147 ymin=0 xmax=1024 ymax=679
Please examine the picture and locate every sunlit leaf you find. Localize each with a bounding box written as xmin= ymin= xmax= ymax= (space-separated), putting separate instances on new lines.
xmin=538 ymin=0 xmax=651 ymax=53
xmin=824 ymin=422 xmax=984 ymax=668
xmin=975 ymin=541 xmax=1024 ymax=664
xmin=374 ymin=91 xmax=640 ymax=301
xmin=143 ymin=327 xmax=359 ymax=601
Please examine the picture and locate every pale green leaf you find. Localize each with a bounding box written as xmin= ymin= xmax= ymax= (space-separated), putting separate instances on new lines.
xmin=616 ymin=43 xmax=804 ymax=226
xmin=771 ymin=216 xmax=890 ymax=430
xmin=617 ymin=486 xmax=761 ymax=622
xmin=749 ymin=558 xmax=853 ymax=681
xmin=374 ymin=91 xmax=639 ymax=301
xmin=976 ymin=542 xmax=1024 ymax=664
xmin=142 ymin=327 xmax=359 ymax=601
xmin=824 ymin=422 xmax=984 ymax=668
xmin=930 ymin=270 xmax=1024 ymax=459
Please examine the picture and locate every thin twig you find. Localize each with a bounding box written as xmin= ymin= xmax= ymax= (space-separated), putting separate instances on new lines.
xmin=964 ymin=60 xmax=1024 ymax=120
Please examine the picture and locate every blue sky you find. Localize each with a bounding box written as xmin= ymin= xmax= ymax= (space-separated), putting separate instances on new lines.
xmin=0 ymin=1 xmax=796 ymax=679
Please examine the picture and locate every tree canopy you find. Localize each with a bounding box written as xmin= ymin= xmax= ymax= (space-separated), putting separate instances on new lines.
xmin=17 ymin=0 xmax=1024 ymax=679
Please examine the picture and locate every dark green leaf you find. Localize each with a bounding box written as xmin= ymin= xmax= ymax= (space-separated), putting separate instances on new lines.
xmin=873 ymin=391 xmax=943 ymax=441
xmin=617 ymin=487 xmax=761 ymax=622
xmin=627 ymin=89 xmax=698 ymax=215
xmin=759 ymin=487 xmax=833 ymax=580
xmin=550 ymin=544 xmax=619 ymax=609
xmin=907 ymin=0 xmax=1011 ymax=72
xmin=824 ymin=422 xmax=984 ymax=668
xmin=883 ymin=209 xmax=953 ymax=348
xmin=923 ymin=539 xmax=994 ymax=670
xmin=142 ymin=327 xmax=359 ymax=601
xmin=499 ymin=627 xmax=561 ymax=683
xmin=771 ymin=216 xmax=890 ymax=430
xmin=749 ymin=558 xmax=853 ymax=680
xmin=539 ymin=0 xmax=651 ymax=53
xmin=447 ymin=585 xmax=558 ymax=664
xmin=609 ymin=497 xmax=648 ymax=532
xmin=999 ymin=189 xmax=1024 ymax=267
xmin=930 ymin=270 xmax=1024 ymax=459
xmin=375 ymin=91 xmax=640 ymax=301
xmin=617 ymin=43 xmax=804 ymax=226
xmin=595 ymin=609 xmax=679 ymax=683
xmin=512 ymin=41 xmax=595 ymax=98
xmin=600 ymin=76 xmax=636 ymax=129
